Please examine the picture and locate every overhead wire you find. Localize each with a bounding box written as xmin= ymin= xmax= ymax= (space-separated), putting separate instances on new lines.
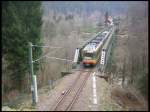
xmin=32 ymin=45 xmax=62 ymax=63
xmin=32 ymin=44 xmax=62 ymax=49
xmin=31 ymin=43 xmax=73 ymax=66
xmin=32 ymin=52 xmax=51 ymax=63
xmin=45 ymin=55 xmax=73 ymax=63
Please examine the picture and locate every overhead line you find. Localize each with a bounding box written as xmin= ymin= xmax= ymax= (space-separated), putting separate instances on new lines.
xmin=45 ymin=56 xmax=73 ymax=63
xmin=32 ymin=44 xmax=62 ymax=49
xmin=32 ymin=52 xmax=51 ymax=63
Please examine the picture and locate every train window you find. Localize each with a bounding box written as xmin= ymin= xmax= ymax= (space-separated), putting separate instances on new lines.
xmin=84 ymin=53 xmax=93 ymax=58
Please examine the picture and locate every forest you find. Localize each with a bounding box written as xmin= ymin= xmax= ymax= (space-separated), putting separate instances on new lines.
xmin=2 ymin=1 xmax=148 ymax=110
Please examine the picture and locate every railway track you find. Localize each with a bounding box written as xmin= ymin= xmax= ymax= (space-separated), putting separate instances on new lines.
xmin=51 ymin=69 xmax=93 ymax=111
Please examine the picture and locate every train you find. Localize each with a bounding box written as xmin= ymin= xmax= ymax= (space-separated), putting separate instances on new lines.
xmin=80 ymin=26 xmax=114 ymax=67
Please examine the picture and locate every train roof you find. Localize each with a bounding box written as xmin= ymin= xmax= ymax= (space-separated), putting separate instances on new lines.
xmin=83 ymin=30 xmax=110 ymax=52
xmin=102 ymin=31 xmax=109 ymax=34
xmin=83 ymin=43 xmax=97 ymax=52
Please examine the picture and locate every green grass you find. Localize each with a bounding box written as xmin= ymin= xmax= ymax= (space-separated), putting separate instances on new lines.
xmin=81 ymin=25 xmax=98 ymax=33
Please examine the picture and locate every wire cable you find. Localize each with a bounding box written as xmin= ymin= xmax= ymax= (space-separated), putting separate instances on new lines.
xmin=32 ymin=44 xmax=62 ymax=49
xmin=32 ymin=47 xmax=62 ymax=63
xmin=32 ymin=52 xmax=54 ymax=63
xmin=45 ymin=56 xmax=73 ymax=63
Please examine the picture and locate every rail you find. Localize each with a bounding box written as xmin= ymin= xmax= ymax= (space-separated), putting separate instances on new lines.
xmin=51 ymin=69 xmax=93 ymax=111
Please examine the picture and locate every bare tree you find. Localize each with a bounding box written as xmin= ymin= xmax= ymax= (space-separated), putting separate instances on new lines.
xmin=126 ymin=2 xmax=148 ymax=97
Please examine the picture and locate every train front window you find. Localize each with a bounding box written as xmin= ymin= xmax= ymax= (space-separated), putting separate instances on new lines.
xmin=84 ymin=53 xmax=93 ymax=58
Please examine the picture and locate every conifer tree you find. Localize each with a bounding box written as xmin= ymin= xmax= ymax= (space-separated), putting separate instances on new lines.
xmin=2 ymin=1 xmax=42 ymax=91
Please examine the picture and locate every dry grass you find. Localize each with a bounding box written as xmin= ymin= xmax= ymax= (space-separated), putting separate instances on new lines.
xmin=111 ymin=85 xmax=148 ymax=111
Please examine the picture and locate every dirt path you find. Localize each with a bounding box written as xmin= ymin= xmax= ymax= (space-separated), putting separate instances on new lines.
xmin=35 ymin=69 xmax=122 ymax=111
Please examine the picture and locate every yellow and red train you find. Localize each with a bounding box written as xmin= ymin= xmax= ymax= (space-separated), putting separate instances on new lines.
xmin=81 ymin=27 xmax=113 ymax=67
